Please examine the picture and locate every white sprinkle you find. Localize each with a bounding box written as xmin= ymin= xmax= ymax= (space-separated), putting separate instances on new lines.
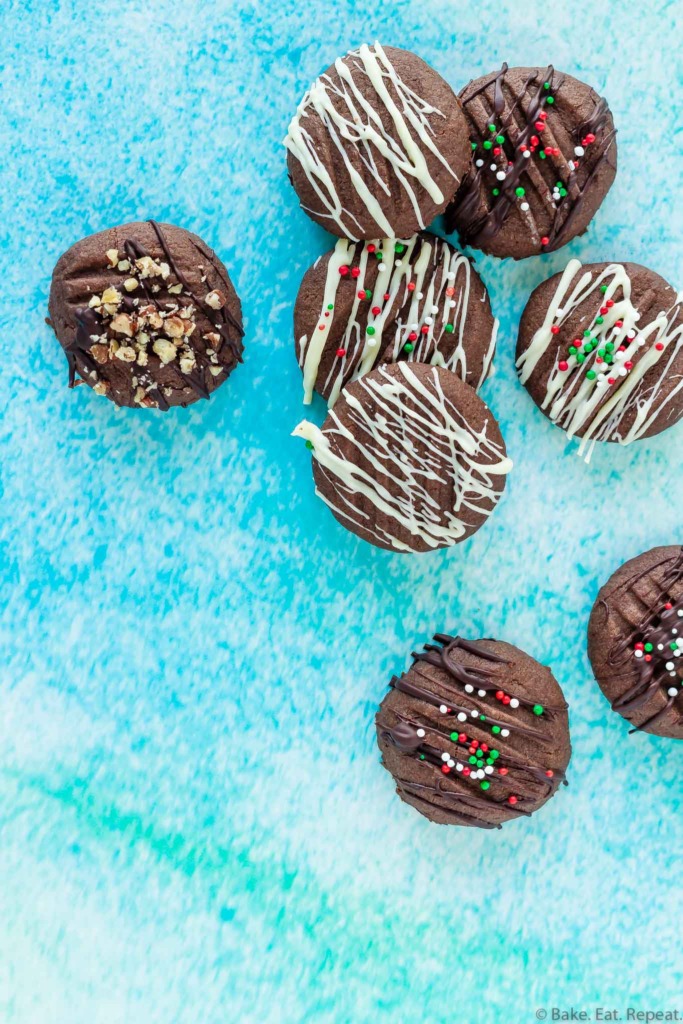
xmin=669 ymin=687 xmax=679 ymax=696
xmin=509 ymin=698 xmax=519 ymax=709
xmin=484 ymin=765 xmax=494 ymax=775
xmin=501 ymin=729 xmax=510 ymax=738
xmin=490 ymin=163 xmax=497 ymax=172
xmin=395 ymin=260 xmax=402 ymax=267
xmin=477 ymin=690 xmax=486 ymax=698
xmin=441 ymin=752 xmax=449 ymax=762
xmin=476 ymin=159 xmax=484 ymax=167
xmin=658 ymin=644 xmax=665 ymax=650
xmin=456 ymin=762 xmax=463 ymax=772
xmin=471 ymin=710 xmax=479 ymax=719
xmin=523 ymin=150 xmax=531 ymax=159
xmin=424 ymin=316 xmax=433 ymax=326
xmin=378 ymin=263 xmax=386 ymax=272
xmin=465 ymin=684 xmax=474 ymax=694
xmin=446 ymin=272 xmax=455 ymax=282
xmin=666 ymin=662 xmax=675 ymax=671
xmin=634 ymin=650 xmax=643 ymax=659
xmin=439 ymin=704 xmax=448 ymax=714
xmin=416 ymin=728 xmax=426 ymax=738
xmin=574 ymin=145 xmax=585 ymax=156
xmin=449 ymin=300 xmax=457 ymax=308
xmin=520 ymin=202 xmax=530 ymax=212
xmin=457 ymin=712 xmax=467 ymax=722
xmin=430 ymin=305 xmax=439 ymax=314
xmin=447 ymin=759 xmax=455 ymax=768
xmin=496 ymin=170 xmax=506 ymax=181
xmin=678 ymin=610 xmax=683 ymax=617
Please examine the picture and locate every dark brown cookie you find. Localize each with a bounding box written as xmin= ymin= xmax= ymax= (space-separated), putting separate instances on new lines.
xmin=516 ymin=259 xmax=683 ymax=458
xmin=284 ymin=43 xmax=471 ymax=240
xmin=295 ymin=232 xmax=497 ymax=406
xmin=292 ymin=362 xmax=511 ymax=553
xmin=48 ymin=220 xmax=243 ymax=410
xmin=588 ymin=546 xmax=683 ymax=739
xmin=376 ymin=634 xmax=571 ymax=828
xmin=446 ymin=64 xmax=617 ymax=260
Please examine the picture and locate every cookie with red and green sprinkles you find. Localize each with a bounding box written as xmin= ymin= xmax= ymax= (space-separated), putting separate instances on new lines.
xmin=446 ymin=64 xmax=617 ymax=259
xmin=294 ymin=231 xmax=498 ymax=406
xmin=588 ymin=546 xmax=683 ymax=740
xmin=376 ymin=634 xmax=571 ymax=828
xmin=516 ymin=259 xmax=683 ymax=459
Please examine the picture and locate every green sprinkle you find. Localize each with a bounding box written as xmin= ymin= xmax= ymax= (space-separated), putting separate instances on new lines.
xmin=376 ymin=252 xmax=383 ymax=260
xmin=469 ymin=755 xmax=477 ymax=765
xmin=488 ymin=123 xmax=496 ymax=133
xmin=496 ymin=134 xmax=505 ymax=144
xmin=365 ymin=289 xmax=372 ymax=300
xmin=483 ymin=139 xmax=493 ymax=150
xmin=586 ymin=369 xmax=597 ymax=380
xmin=480 ymin=781 xmax=490 ymax=791
xmin=568 ymin=346 xmax=577 ymax=356
xmin=576 ymin=353 xmax=586 ymax=363
xmin=515 ymin=186 xmax=525 ymax=197
xmin=450 ymin=732 xmax=459 ymax=741
xmin=305 ymin=440 xmax=314 ymax=451
xmin=584 ymin=329 xmax=592 ymax=337
xmin=539 ymin=151 xmax=546 ymax=159
xmin=596 ymin=316 xmax=604 ymax=325
xmin=403 ymin=342 xmax=414 ymax=353
xmin=671 ymin=642 xmax=678 ymax=651
xmin=546 ymin=95 xmax=555 ymax=104
xmin=490 ymin=750 xmax=499 ymax=759
xmin=394 ymin=243 xmax=405 ymax=254
xmin=605 ymin=342 xmax=615 ymax=352
xmin=533 ymin=704 xmax=544 ymax=716
xmin=491 ymin=725 xmax=501 ymax=735
xmin=477 ymin=759 xmax=484 ymax=768
xmin=492 ymin=187 xmax=500 ymax=196
xmin=327 ymin=303 xmax=334 ymax=310
xmin=600 ymin=285 xmax=608 ymax=293
xmin=479 ymin=714 xmax=486 ymax=722
xmin=644 ymin=643 xmax=654 ymax=652
xmin=366 ymin=326 xmax=375 ymax=336
xmin=486 ymin=757 xmax=494 ymax=765
xmin=419 ymin=754 xmax=426 ymax=760
xmin=444 ymin=324 xmax=454 ymax=334
xmin=471 ymin=141 xmax=478 ymax=150
xmin=559 ymin=188 xmax=568 ymax=197
xmin=605 ymin=354 xmax=614 ymax=365
xmin=544 ymin=82 xmax=550 ymax=90
xmin=598 ymin=349 xmax=606 ymax=358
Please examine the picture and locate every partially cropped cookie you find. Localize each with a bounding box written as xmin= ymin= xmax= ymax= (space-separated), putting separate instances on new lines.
xmin=284 ymin=42 xmax=471 ymax=240
xmin=516 ymin=259 xmax=683 ymax=458
xmin=376 ymin=634 xmax=571 ymax=828
xmin=295 ymin=232 xmax=497 ymax=406
xmin=292 ymin=363 xmax=511 ymax=553
xmin=48 ymin=220 xmax=244 ymax=410
xmin=588 ymin=546 xmax=683 ymax=739
xmin=446 ymin=64 xmax=617 ymax=259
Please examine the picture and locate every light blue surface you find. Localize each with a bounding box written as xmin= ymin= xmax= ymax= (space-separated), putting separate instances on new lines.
xmin=1 ymin=1 xmax=681 ymax=1021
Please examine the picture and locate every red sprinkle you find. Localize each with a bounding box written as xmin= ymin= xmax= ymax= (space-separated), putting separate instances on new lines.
xmin=502 ymin=695 xmax=511 ymax=705
xmin=408 ymin=332 xmax=418 ymax=342
xmin=441 ymin=765 xmax=450 ymax=774
xmin=540 ymin=110 xmax=548 ymax=120
xmin=585 ymin=132 xmax=596 ymax=144
xmin=318 ymin=325 xmax=325 ymax=331
xmin=508 ymin=796 xmax=518 ymax=806
xmin=606 ymin=300 xmax=614 ymax=308
xmin=458 ymin=733 xmax=467 ymax=743
xmin=383 ymin=293 xmax=390 ymax=301
xmin=535 ymin=121 xmax=545 ymax=131
xmin=498 ymin=768 xmax=509 ymax=776
xmin=351 ymin=267 xmax=360 ymax=279
xmin=339 ymin=266 xmax=349 ymax=276
xmin=480 ymin=743 xmax=489 ymax=753
xmin=493 ymin=146 xmax=501 ymax=156
xmin=624 ymin=361 xmax=633 ymax=370
xmin=366 ymin=244 xmax=376 ymax=253
xmin=608 ymin=378 xmax=615 ymax=385
xmin=645 ymin=654 xmax=652 ymax=662
xmin=635 ymin=642 xmax=644 ymax=650
xmin=541 ymin=236 xmax=550 ymax=246
xmin=357 ymin=290 xmax=365 ymax=299
xmin=371 ymin=306 xmax=380 ymax=316
xmin=530 ymin=135 xmax=539 ymax=146
xmin=558 ymin=360 xmax=569 ymax=372
xmin=336 ymin=348 xmax=346 ymax=357
xmin=655 ymin=342 xmax=664 ymax=351
xmin=615 ymin=320 xmax=623 ymax=328
xmin=665 ymin=602 xmax=673 ymax=609
xmin=495 ymin=690 xmax=504 ymax=701
xmin=471 ymin=739 xmax=479 ymax=748
xmin=551 ymin=325 xmax=560 ymax=335
xmin=407 ymin=282 xmax=416 ymax=292
xmin=545 ymin=770 xmax=554 ymax=778
xmin=463 ymin=767 xmax=471 ymax=777
xmin=421 ymin=325 xmax=429 ymax=335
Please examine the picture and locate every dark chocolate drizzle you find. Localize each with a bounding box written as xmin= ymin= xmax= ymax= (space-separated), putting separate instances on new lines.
xmin=605 ymin=549 xmax=683 ymax=734
xmin=377 ymin=635 xmax=568 ymax=828
xmin=447 ymin=64 xmax=615 ymax=252
xmin=66 ymin=221 xmax=243 ymax=407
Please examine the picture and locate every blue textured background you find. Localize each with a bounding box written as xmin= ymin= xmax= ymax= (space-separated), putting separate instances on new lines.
xmin=1 ymin=1 xmax=681 ymax=1021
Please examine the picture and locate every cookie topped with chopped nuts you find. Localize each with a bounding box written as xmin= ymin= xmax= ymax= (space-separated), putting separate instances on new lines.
xmin=47 ymin=220 xmax=244 ymax=410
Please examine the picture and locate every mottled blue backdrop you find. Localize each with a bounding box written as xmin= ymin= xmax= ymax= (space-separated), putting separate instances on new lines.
xmin=1 ymin=1 xmax=681 ymax=1021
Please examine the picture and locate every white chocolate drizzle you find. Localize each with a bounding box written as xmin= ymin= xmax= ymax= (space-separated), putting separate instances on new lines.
xmin=292 ymin=363 xmax=512 ymax=552
xmin=284 ymin=42 xmax=459 ymax=239
xmin=299 ymin=235 xmax=498 ymax=406
xmin=517 ymin=259 xmax=683 ymax=461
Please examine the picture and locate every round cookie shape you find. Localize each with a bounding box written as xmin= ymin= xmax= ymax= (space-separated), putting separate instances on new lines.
xmin=284 ymin=42 xmax=471 ymax=241
xmin=376 ymin=634 xmax=571 ymax=828
xmin=446 ymin=63 xmax=617 ymax=260
xmin=516 ymin=259 xmax=683 ymax=458
xmin=588 ymin=546 xmax=683 ymax=739
xmin=295 ymin=232 xmax=498 ymax=406
xmin=292 ymin=363 xmax=512 ymax=553
xmin=48 ymin=220 xmax=244 ymax=410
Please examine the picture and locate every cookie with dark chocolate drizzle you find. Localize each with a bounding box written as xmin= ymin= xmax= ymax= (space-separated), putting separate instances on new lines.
xmin=48 ymin=220 xmax=244 ymax=410
xmin=588 ymin=546 xmax=683 ymax=739
xmin=446 ymin=64 xmax=617 ymax=260
xmin=376 ymin=635 xmax=571 ymax=827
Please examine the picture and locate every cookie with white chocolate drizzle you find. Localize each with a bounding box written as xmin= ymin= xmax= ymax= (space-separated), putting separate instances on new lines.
xmin=295 ymin=232 xmax=497 ymax=406
xmin=446 ymin=64 xmax=617 ymax=260
xmin=588 ymin=546 xmax=683 ymax=739
xmin=376 ymin=635 xmax=571 ymax=828
xmin=292 ymin=363 xmax=512 ymax=553
xmin=48 ymin=221 xmax=244 ymax=410
xmin=284 ymin=43 xmax=471 ymax=240
xmin=516 ymin=260 xmax=683 ymax=460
